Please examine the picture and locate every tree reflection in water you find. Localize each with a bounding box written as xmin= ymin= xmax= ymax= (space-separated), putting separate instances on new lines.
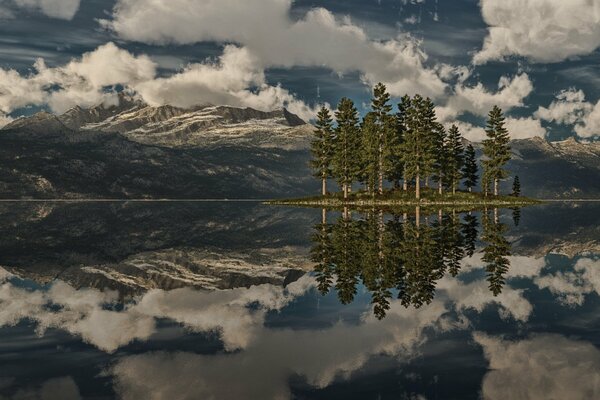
xmin=311 ymin=207 xmax=511 ymax=319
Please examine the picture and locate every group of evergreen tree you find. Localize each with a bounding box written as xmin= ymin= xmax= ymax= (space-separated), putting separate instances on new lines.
xmin=312 ymin=207 xmax=512 ymax=319
xmin=311 ymin=83 xmax=514 ymax=199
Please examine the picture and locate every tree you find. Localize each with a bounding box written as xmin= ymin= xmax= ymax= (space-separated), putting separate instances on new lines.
xmin=446 ymin=124 xmax=464 ymax=194
xmin=512 ymin=175 xmax=521 ymax=197
xmin=395 ymin=95 xmax=411 ymax=191
xmin=310 ymin=107 xmax=335 ymax=196
xmin=462 ymin=144 xmax=478 ymax=192
xmin=359 ymin=112 xmax=379 ymax=194
xmin=332 ymin=98 xmax=361 ymax=199
xmin=482 ymin=106 xmax=511 ymax=196
xmin=401 ymin=95 xmax=437 ymax=199
xmin=371 ymin=83 xmax=393 ymax=195
xmin=481 ymin=209 xmax=511 ymax=296
xmin=432 ymin=123 xmax=447 ymax=195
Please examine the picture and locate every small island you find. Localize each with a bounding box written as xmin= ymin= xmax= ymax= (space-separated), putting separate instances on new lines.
xmin=268 ymin=83 xmax=539 ymax=208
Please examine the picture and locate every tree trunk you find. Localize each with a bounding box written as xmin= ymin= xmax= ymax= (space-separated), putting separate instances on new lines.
xmin=425 ymin=176 xmax=429 ymax=188
xmin=322 ymin=208 xmax=327 ymax=225
xmin=415 ymin=174 xmax=420 ymax=199
xmin=468 ymin=187 xmax=472 ymax=193
xmin=403 ymin=170 xmax=408 ymax=191
xmin=322 ymin=178 xmax=326 ymax=196
xmin=415 ymin=206 xmax=420 ymax=229
xmin=494 ymin=207 xmax=498 ymax=224
xmin=438 ymin=209 xmax=442 ymax=223
xmin=343 ymin=184 xmax=348 ymax=200
xmin=494 ymin=179 xmax=498 ymax=196
xmin=438 ymin=177 xmax=443 ymax=195
xmin=452 ymin=182 xmax=456 ymax=195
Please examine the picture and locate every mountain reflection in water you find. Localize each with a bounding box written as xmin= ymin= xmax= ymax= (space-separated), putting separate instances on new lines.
xmin=312 ymin=207 xmax=513 ymax=319
xmin=0 ymin=202 xmax=599 ymax=399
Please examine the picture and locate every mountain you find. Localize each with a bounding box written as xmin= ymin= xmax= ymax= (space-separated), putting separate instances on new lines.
xmin=0 ymin=201 xmax=315 ymax=295
xmin=0 ymin=96 xmax=318 ymax=199
xmin=1 ymin=96 xmax=599 ymax=199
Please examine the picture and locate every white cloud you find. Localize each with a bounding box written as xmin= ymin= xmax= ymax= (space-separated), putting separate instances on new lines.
xmin=535 ymin=89 xmax=592 ymax=125
xmin=441 ymin=73 xmax=533 ymax=120
xmin=536 ymin=89 xmax=600 ymax=139
xmin=533 ymin=257 xmax=600 ymax=306
xmin=0 ymin=275 xmax=315 ymax=352
xmin=12 ymin=0 xmax=80 ymax=20
xmin=575 ymin=101 xmax=600 ymax=139
xmin=474 ymin=333 xmax=600 ymax=399
xmin=0 ymin=43 xmax=319 ymax=120
xmin=474 ymin=0 xmax=600 ymax=64
xmin=504 ymin=117 xmax=546 ymax=140
xmin=101 ymin=0 xmax=447 ymax=98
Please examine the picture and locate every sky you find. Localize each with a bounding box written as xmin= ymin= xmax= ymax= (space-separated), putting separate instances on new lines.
xmin=1 ymin=0 xmax=600 ymax=142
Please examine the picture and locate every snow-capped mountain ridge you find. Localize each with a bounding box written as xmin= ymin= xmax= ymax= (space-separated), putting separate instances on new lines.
xmin=4 ymin=95 xmax=313 ymax=149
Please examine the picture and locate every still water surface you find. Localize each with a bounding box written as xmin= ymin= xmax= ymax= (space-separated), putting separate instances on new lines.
xmin=0 ymin=201 xmax=599 ymax=399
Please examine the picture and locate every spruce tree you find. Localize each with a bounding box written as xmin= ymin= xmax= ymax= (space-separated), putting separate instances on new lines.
xmin=462 ymin=144 xmax=478 ymax=192
xmin=446 ymin=124 xmax=464 ymax=195
xmin=332 ymin=98 xmax=360 ymax=199
xmin=512 ymin=175 xmax=521 ymax=197
xmin=481 ymin=209 xmax=511 ymax=296
xmin=371 ymin=83 xmax=393 ymax=195
xmin=432 ymin=123 xmax=447 ymax=195
xmin=310 ymin=106 xmax=335 ymax=195
xmin=401 ymin=95 xmax=437 ymax=199
xmin=359 ymin=112 xmax=379 ymax=194
xmin=395 ymin=95 xmax=411 ymax=191
xmin=482 ymin=106 xmax=511 ymax=196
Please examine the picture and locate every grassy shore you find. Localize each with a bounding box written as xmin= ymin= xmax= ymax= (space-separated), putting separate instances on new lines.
xmin=265 ymin=188 xmax=541 ymax=209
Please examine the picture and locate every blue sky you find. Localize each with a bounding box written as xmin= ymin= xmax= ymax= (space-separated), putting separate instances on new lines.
xmin=1 ymin=0 xmax=600 ymax=141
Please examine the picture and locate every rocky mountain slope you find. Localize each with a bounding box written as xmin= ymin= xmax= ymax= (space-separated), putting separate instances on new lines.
xmin=1 ymin=96 xmax=599 ymax=199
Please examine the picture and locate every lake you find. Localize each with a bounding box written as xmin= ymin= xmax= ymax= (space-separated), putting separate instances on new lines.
xmin=0 ymin=201 xmax=599 ymax=399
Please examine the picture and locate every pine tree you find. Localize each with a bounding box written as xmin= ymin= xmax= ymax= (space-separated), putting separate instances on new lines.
xmin=395 ymin=95 xmax=411 ymax=191
xmin=332 ymin=98 xmax=361 ymax=199
xmin=371 ymin=83 xmax=393 ymax=195
xmin=512 ymin=175 xmax=521 ymax=197
xmin=446 ymin=124 xmax=464 ymax=195
xmin=400 ymin=95 xmax=437 ymax=199
xmin=421 ymin=98 xmax=438 ymax=189
xmin=359 ymin=112 xmax=379 ymax=194
xmin=482 ymin=106 xmax=511 ymax=196
xmin=310 ymin=106 xmax=335 ymax=196
xmin=481 ymin=209 xmax=511 ymax=296
xmin=432 ymin=123 xmax=447 ymax=195
xmin=462 ymin=144 xmax=478 ymax=192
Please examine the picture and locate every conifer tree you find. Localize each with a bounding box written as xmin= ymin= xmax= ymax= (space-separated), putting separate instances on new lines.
xmin=395 ymin=95 xmax=411 ymax=190
xmin=401 ymin=95 xmax=437 ymax=199
xmin=371 ymin=83 xmax=393 ymax=194
xmin=482 ymin=106 xmax=511 ymax=196
xmin=446 ymin=124 xmax=464 ymax=194
xmin=512 ymin=175 xmax=521 ymax=197
xmin=359 ymin=112 xmax=379 ymax=194
xmin=481 ymin=209 xmax=511 ymax=296
xmin=421 ymin=98 xmax=438 ymax=188
xmin=310 ymin=106 xmax=335 ymax=195
xmin=462 ymin=144 xmax=478 ymax=192
xmin=332 ymin=98 xmax=361 ymax=199
xmin=432 ymin=123 xmax=447 ymax=195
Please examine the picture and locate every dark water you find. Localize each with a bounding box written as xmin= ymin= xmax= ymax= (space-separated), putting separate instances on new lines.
xmin=0 ymin=201 xmax=599 ymax=399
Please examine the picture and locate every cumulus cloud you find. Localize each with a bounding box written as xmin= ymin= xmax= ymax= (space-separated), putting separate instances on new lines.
xmin=474 ymin=333 xmax=600 ymax=399
xmin=0 ymin=275 xmax=315 ymax=352
xmin=112 ymin=299 xmax=451 ymax=400
xmin=101 ymin=0 xmax=447 ymax=98
xmin=533 ymin=257 xmax=600 ymax=306
xmin=0 ymin=43 xmax=319 ymax=120
xmin=474 ymin=0 xmax=600 ymax=64
xmin=504 ymin=117 xmax=546 ymax=140
xmin=10 ymin=0 xmax=80 ymax=20
xmin=536 ymin=89 xmax=600 ymax=139
xmin=441 ymin=73 xmax=533 ymax=120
